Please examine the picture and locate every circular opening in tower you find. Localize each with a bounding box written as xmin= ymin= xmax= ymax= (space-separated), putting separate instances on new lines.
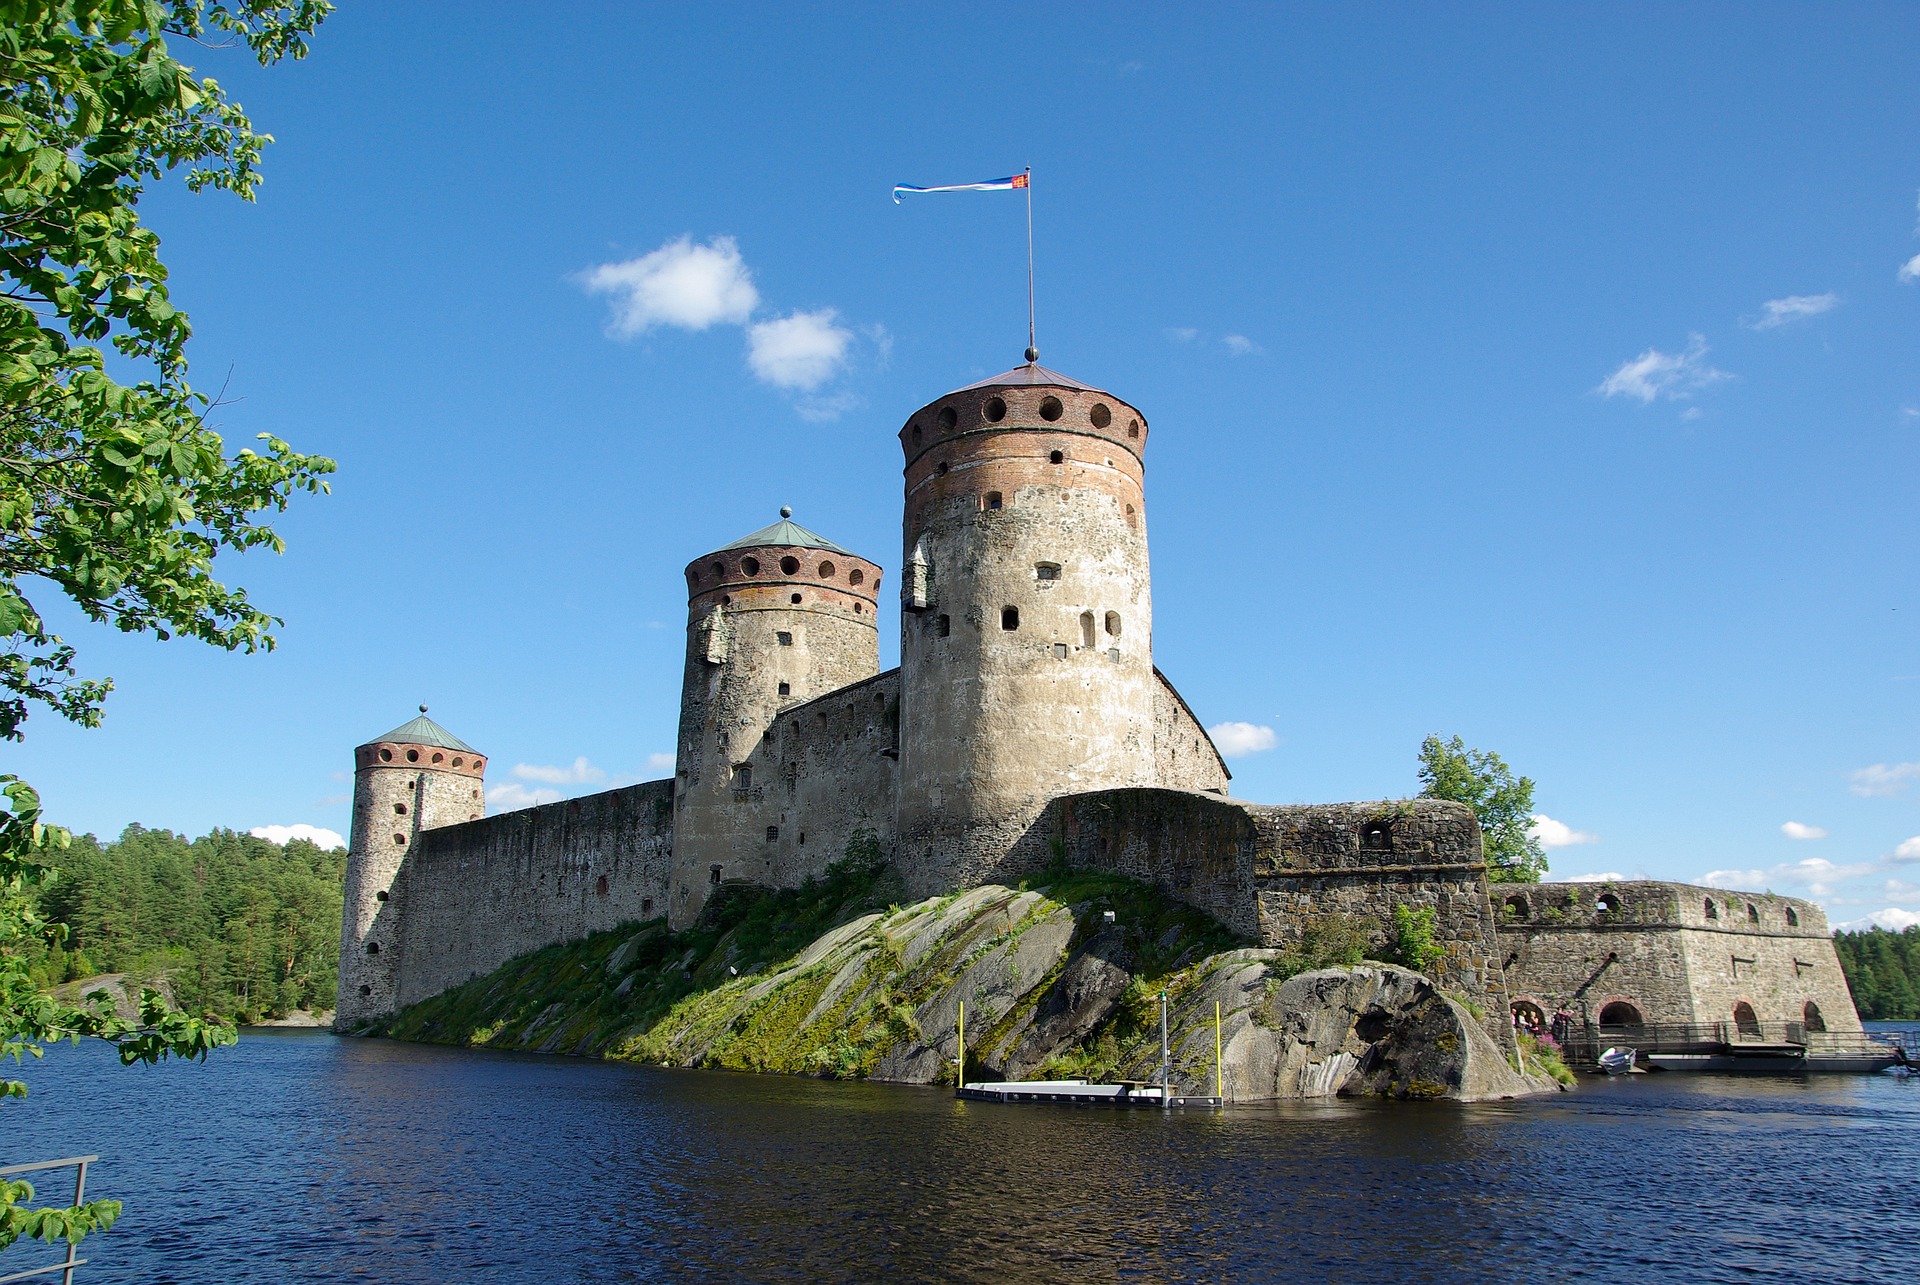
xmin=1039 ymin=396 xmax=1064 ymax=421
xmin=780 ymin=556 xmax=800 ymax=575
xmin=984 ymin=397 xmax=1007 ymax=423
xmin=1127 ymin=419 xmax=1141 ymax=439
xmin=1049 ymin=450 xmax=1064 ymax=464
xmin=379 ymin=748 xmax=392 ymax=762
xmin=741 ymin=556 xmax=761 ymax=575
xmin=937 ymin=405 xmax=957 ymax=431
xmin=406 ymin=749 xmax=419 ymax=763
xmin=1089 ymin=402 xmax=1112 ymax=428
xmin=818 ymin=560 xmax=836 ymax=578
xmin=849 ymin=569 xmax=864 ymax=586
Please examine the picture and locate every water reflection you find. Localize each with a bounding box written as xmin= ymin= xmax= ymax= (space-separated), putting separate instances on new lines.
xmin=2 ymin=1031 xmax=1917 ymax=1282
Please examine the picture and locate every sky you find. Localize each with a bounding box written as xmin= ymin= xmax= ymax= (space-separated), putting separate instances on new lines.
xmin=15 ymin=4 xmax=1920 ymax=931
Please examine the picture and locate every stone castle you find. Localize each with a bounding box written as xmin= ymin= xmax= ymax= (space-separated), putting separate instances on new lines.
xmin=335 ymin=359 xmax=1864 ymax=1046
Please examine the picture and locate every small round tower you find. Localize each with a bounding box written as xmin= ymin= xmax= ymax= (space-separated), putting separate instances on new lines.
xmin=895 ymin=361 xmax=1156 ymax=894
xmin=334 ymin=707 xmax=486 ymax=1031
xmin=671 ymin=509 xmax=883 ymax=926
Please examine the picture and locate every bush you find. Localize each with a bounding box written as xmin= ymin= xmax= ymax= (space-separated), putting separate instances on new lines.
xmin=1387 ymin=905 xmax=1444 ymax=974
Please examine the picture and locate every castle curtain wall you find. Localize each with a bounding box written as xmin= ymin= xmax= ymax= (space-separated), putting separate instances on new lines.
xmin=390 ymin=781 xmax=673 ymax=1009
xmin=1498 ymin=882 xmax=1862 ymax=1033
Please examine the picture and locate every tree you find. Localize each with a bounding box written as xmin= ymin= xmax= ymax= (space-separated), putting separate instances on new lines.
xmin=1417 ymin=734 xmax=1548 ymax=883
xmin=0 ymin=0 xmax=332 ymax=1255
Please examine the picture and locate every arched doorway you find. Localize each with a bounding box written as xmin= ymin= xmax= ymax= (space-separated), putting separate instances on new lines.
xmin=1598 ymin=1001 xmax=1644 ymax=1031
xmin=1511 ymin=1000 xmax=1546 ymax=1036
xmin=1733 ymin=1001 xmax=1761 ymax=1038
xmin=1803 ymin=1000 xmax=1826 ymax=1033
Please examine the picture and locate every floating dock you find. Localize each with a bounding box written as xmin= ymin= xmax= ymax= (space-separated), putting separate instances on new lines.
xmin=958 ymin=1079 xmax=1223 ymax=1109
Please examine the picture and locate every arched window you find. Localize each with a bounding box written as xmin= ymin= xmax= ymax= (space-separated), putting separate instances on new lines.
xmin=732 ymin=764 xmax=751 ymax=792
xmin=1803 ymin=1000 xmax=1826 ymax=1033
xmin=1747 ymin=903 xmax=1760 ymax=924
xmin=1503 ymin=894 xmax=1530 ymax=921
xmin=1786 ymin=906 xmax=1800 ymax=927
xmin=1360 ymin=822 xmax=1390 ymax=851
xmin=1704 ymin=899 xmax=1719 ymax=920
xmin=1080 ymin=612 xmax=1095 ymax=648
xmin=1598 ymin=1001 xmax=1643 ymax=1030
xmin=1104 ymin=611 xmax=1121 ymax=637
xmin=983 ymin=491 xmax=1002 ymax=510
xmin=1001 ymin=606 xmax=1019 ymax=631
xmin=595 ymin=875 xmax=609 ymax=896
xmin=1596 ymin=893 xmax=1620 ymax=917
xmin=1733 ymin=1001 xmax=1761 ymax=1037
xmin=365 ymin=941 xmax=380 ymax=956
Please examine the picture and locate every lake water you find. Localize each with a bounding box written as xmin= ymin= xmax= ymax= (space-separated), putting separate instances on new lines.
xmin=3 ymin=1027 xmax=1919 ymax=1283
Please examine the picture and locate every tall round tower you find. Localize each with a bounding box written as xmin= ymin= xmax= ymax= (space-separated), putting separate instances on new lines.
xmin=334 ymin=708 xmax=486 ymax=1031
xmin=895 ymin=361 xmax=1156 ymax=894
xmin=671 ymin=509 xmax=883 ymax=926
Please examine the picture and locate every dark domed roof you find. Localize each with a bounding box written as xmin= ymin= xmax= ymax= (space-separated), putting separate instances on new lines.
xmin=952 ymin=361 xmax=1106 ymax=395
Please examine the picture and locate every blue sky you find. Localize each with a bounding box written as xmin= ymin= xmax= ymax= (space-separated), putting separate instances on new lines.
xmin=17 ymin=4 xmax=1920 ymax=929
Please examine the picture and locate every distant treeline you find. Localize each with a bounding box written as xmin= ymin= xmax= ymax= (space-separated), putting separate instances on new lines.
xmin=25 ymin=826 xmax=344 ymax=1022
xmin=1834 ymin=927 xmax=1920 ymax=1020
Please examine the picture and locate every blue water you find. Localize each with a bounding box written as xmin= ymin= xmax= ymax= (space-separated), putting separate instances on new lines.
xmin=3 ymin=1027 xmax=1919 ymax=1283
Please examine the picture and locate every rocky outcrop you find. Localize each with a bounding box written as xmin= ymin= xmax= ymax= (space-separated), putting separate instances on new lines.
xmin=382 ymin=874 xmax=1555 ymax=1101
xmin=1164 ymin=953 xmax=1544 ymax=1101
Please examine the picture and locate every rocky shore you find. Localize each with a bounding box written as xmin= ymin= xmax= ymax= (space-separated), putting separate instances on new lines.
xmin=378 ymin=869 xmax=1558 ymax=1102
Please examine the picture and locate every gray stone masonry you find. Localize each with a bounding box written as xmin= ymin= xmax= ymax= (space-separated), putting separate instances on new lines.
xmin=1498 ymin=880 xmax=1862 ymax=1034
xmin=1049 ymin=789 xmax=1513 ymax=1047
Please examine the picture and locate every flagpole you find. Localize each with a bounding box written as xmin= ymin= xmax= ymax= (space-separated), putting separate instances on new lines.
xmin=1024 ymin=166 xmax=1037 ymax=363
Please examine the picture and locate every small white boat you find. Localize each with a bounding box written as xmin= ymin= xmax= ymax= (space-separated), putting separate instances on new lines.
xmin=1598 ymin=1047 xmax=1638 ymax=1075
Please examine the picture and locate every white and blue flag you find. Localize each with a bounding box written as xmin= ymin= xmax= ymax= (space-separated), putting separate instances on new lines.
xmin=892 ymin=173 xmax=1028 ymax=204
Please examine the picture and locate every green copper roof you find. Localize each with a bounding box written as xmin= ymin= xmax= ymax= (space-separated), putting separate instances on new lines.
xmin=716 ymin=507 xmax=854 ymax=556
xmin=362 ymin=708 xmax=477 ymax=753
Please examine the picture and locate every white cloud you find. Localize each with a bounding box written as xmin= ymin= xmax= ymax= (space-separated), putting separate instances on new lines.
xmin=747 ymin=309 xmax=854 ymax=391
xmin=580 ymin=235 xmax=759 ymax=336
xmin=1851 ymin=762 xmax=1920 ymax=797
xmin=1596 ymin=333 xmax=1729 ymax=403
xmin=1781 ymin=821 xmax=1828 ymax=840
xmin=1749 ymin=292 xmax=1838 ymax=330
xmin=250 ymin=823 xmax=345 ymax=851
xmin=1164 ymin=327 xmax=1199 ymax=343
xmin=1700 ymin=868 xmax=1771 ymax=890
xmin=1893 ymin=836 xmax=1920 ymax=863
xmin=1885 ymin=879 xmax=1920 ymax=898
xmin=1899 ymin=253 xmax=1920 ymax=284
xmin=1208 ymin=721 xmax=1276 ymax=757
xmin=1222 ymin=334 xmax=1263 ymax=357
xmin=488 ymin=782 xmax=561 ymax=813
xmin=1553 ymin=871 xmax=1626 ymax=883
xmin=512 ymin=757 xmax=607 ymax=786
xmin=1529 ymin=814 xmax=1598 ymax=849
xmin=1835 ymin=907 xmax=1920 ymax=932
xmin=646 ymin=752 xmax=676 ymax=772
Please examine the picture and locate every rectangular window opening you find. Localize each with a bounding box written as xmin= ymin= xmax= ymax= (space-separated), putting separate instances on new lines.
xmin=777 ymin=631 xmax=793 ymax=646
xmin=1001 ymin=606 xmax=1020 ymax=631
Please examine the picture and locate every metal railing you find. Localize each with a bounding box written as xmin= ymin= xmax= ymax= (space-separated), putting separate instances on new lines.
xmin=0 ymin=1156 xmax=97 ymax=1285
xmin=1554 ymin=1021 xmax=1912 ymax=1068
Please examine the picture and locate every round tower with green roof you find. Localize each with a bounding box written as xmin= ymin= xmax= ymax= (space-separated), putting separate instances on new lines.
xmin=671 ymin=509 xmax=883 ymax=925
xmin=334 ymin=707 xmax=487 ymax=1030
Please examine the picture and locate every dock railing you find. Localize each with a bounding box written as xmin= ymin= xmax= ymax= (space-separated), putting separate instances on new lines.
xmin=1558 ymin=1021 xmax=1913 ymax=1069
xmin=0 ymin=1156 xmax=98 ymax=1285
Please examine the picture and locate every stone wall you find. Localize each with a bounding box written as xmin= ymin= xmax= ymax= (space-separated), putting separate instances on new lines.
xmin=756 ymin=669 xmax=901 ymax=887
xmin=1151 ymin=667 xmax=1230 ymax=794
xmin=388 ymin=780 xmax=673 ymax=1010
xmin=1497 ymin=881 xmax=1863 ymax=1033
xmin=1048 ymin=790 xmax=1510 ymax=1032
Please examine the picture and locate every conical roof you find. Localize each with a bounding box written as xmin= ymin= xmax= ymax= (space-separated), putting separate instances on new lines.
xmin=954 ymin=361 xmax=1104 ymax=394
xmin=716 ymin=508 xmax=853 ymax=555
xmin=362 ymin=707 xmax=476 ymax=753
